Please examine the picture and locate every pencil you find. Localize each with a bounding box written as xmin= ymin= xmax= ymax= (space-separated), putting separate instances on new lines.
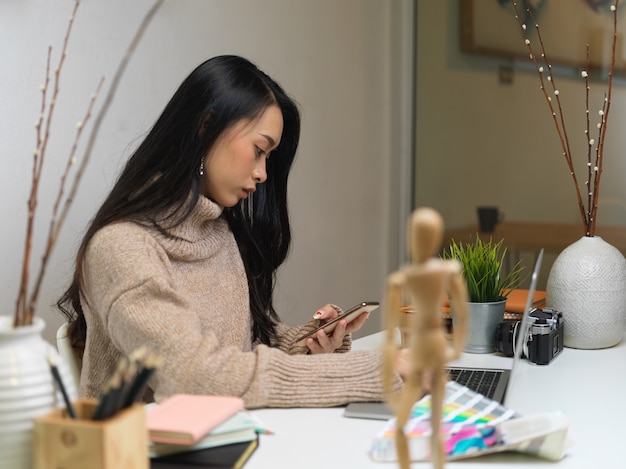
xmin=92 ymin=373 xmax=122 ymax=421
xmin=121 ymin=353 xmax=161 ymax=409
xmin=47 ymin=353 xmax=77 ymax=419
xmin=113 ymin=359 xmax=138 ymax=414
xmin=92 ymin=357 xmax=127 ymax=420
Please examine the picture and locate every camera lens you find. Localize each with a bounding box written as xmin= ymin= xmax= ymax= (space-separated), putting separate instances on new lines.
xmin=494 ymin=321 xmax=517 ymax=357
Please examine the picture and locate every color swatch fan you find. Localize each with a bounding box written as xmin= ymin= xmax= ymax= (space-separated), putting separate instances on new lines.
xmin=370 ymin=380 xmax=570 ymax=462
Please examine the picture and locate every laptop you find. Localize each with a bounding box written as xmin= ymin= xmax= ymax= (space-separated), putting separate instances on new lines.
xmin=343 ymin=249 xmax=544 ymax=420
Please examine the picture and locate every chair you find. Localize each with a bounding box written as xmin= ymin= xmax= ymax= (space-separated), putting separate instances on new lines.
xmin=56 ymin=322 xmax=82 ymax=389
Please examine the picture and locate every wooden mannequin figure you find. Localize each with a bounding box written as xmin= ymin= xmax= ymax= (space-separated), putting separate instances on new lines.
xmin=383 ymin=208 xmax=469 ymax=469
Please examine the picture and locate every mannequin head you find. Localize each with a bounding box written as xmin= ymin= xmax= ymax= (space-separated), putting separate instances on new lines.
xmin=407 ymin=207 xmax=444 ymax=264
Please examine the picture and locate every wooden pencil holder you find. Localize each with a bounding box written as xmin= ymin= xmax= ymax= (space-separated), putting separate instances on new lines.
xmin=33 ymin=398 xmax=148 ymax=469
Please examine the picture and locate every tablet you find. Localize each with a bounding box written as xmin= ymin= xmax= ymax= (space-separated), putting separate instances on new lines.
xmin=343 ymin=402 xmax=394 ymax=420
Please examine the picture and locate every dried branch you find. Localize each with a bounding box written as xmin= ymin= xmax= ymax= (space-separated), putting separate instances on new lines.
xmin=25 ymin=77 xmax=105 ymax=326
xmin=14 ymin=0 xmax=165 ymax=327
xmin=15 ymin=1 xmax=80 ymax=327
xmin=56 ymin=0 xmax=166 ymax=233
xmin=589 ymin=4 xmax=618 ymax=236
xmin=509 ymin=0 xmax=619 ymax=237
xmin=583 ymin=46 xmax=592 ymax=223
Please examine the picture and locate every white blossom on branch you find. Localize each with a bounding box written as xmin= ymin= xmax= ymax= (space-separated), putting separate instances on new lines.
xmin=14 ymin=0 xmax=165 ymax=327
xmin=510 ymin=0 xmax=619 ymax=237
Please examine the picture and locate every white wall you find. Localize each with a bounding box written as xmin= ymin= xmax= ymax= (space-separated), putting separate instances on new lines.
xmin=1 ymin=0 xmax=413 ymax=345
xmin=417 ymin=0 xmax=626 ymax=227
xmin=416 ymin=0 xmax=626 ymax=286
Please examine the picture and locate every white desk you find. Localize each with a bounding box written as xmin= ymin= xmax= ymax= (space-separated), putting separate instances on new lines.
xmin=247 ymin=330 xmax=626 ymax=468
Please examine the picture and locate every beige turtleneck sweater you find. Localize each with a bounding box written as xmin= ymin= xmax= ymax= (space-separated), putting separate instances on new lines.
xmin=80 ymin=196 xmax=400 ymax=408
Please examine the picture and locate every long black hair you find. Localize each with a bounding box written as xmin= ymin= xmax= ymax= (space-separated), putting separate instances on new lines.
xmin=57 ymin=55 xmax=300 ymax=350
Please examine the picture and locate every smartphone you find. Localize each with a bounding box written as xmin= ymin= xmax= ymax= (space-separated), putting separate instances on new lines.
xmin=295 ymin=301 xmax=380 ymax=345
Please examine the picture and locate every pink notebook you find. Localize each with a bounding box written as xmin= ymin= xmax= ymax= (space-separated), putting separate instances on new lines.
xmin=147 ymin=394 xmax=245 ymax=445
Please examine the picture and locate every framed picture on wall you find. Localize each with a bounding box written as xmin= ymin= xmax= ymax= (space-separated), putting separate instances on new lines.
xmin=460 ymin=0 xmax=626 ymax=73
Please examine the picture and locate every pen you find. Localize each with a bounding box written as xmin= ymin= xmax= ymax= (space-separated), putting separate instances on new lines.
xmin=47 ymin=353 xmax=77 ymax=419
xmin=243 ymin=411 xmax=274 ymax=435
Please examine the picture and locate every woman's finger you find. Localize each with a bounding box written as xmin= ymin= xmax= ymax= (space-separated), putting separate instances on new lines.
xmin=312 ymin=304 xmax=339 ymax=321
xmin=344 ymin=311 xmax=369 ymax=333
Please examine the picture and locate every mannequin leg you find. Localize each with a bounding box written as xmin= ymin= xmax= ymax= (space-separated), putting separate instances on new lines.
xmin=394 ymin=373 xmax=423 ymax=469
xmin=429 ymin=367 xmax=446 ymax=469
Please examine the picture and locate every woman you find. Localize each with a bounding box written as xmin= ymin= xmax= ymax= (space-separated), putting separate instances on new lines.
xmin=58 ymin=55 xmax=404 ymax=408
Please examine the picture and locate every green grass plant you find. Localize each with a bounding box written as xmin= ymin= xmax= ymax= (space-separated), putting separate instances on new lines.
xmin=442 ymin=237 xmax=526 ymax=303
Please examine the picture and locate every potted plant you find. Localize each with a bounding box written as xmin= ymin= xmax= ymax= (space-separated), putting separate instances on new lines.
xmin=442 ymin=237 xmax=525 ymax=353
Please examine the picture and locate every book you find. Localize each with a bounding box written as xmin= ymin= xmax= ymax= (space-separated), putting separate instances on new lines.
xmin=150 ymin=435 xmax=259 ymax=469
xmin=147 ymin=394 xmax=245 ymax=445
xmin=149 ymin=412 xmax=258 ymax=458
xmin=504 ymin=288 xmax=546 ymax=314
xmin=441 ymin=289 xmax=547 ymax=322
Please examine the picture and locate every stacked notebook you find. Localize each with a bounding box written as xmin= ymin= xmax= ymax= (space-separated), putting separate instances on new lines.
xmin=150 ymin=438 xmax=259 ymax=469
xmin=147 ymin=394 xmax=260 ymax=468
xmin=149 ymin=411 xmax=259 ymax=458
xmin=147 ymin=394 xmax=245 ymax=446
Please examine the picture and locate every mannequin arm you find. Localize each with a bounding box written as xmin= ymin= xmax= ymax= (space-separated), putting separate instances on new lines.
xmin=447 ymin=264 xmax=469 ymax=360
xmin=383 ymin=272 xmax=405 ymax=396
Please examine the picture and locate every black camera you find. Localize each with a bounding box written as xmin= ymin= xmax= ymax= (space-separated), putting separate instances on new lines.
xmin=494 ymin=308 xmax=564 ymax=365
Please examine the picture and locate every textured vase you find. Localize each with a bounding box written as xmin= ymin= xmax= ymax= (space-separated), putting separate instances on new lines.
xmin=546 ymin=236 xmax=626 ymax=349
xmin=0 ymin=316 xmax=77 ymax=468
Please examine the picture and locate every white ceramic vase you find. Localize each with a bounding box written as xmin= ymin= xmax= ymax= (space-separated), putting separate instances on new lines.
xmin=546 ymin=236 xmax=626 ymax=349
xmin=0 ymin=316 xmax=77 ymax=469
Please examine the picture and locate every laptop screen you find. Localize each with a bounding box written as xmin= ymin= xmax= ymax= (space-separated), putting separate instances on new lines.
xmin=504 ymin=248 xmax=544 ymax=405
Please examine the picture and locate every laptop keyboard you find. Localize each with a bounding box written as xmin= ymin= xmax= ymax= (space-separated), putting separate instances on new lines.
xmin=446 ymin=368 xmax=501 ymax=399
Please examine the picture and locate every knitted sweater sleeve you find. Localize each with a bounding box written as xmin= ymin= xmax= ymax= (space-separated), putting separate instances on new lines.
xmin=82 ymin=224 xmax=402 ymax=409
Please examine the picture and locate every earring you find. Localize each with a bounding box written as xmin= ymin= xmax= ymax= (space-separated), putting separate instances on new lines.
xmin=247 ymin=192 xmax=254 ymax=226
xmin=197 ymin=158 xmax=204 ymax=177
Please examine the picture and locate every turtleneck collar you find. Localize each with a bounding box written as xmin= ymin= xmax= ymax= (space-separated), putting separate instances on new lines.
xmin=162 ymin=195 xmax=225 ymax=243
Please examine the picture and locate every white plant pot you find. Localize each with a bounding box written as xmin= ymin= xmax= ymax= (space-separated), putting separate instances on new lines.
xmin=0 ymin=316 xmax=77 ymax=469
xmin=546 ymin=236 xmax=626 ymax=349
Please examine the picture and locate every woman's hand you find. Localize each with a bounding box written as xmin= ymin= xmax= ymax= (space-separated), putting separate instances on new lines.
xmin=394 ymin=348 xmax=411 ymax=380
xmin=306 ymin=304 xmax=370 ymax=354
